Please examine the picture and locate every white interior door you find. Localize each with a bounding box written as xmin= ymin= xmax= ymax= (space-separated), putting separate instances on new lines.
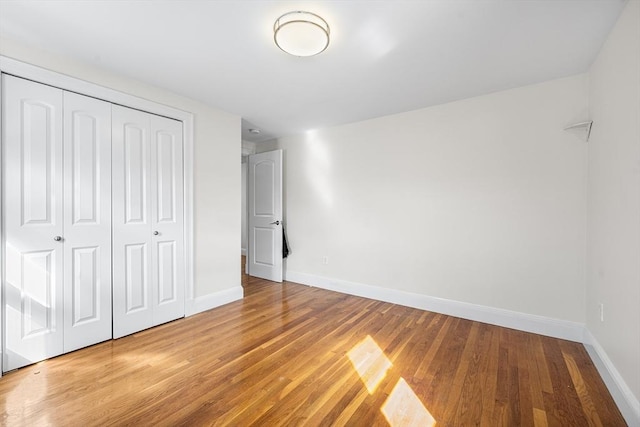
xmin=2 ymin=75 xmax=65 ymax=370
xmin=62 ymin=91 xmax=112 ymax=353
xmin=149 ymin=115 xmax=184 ymax=326
xmin=248 ymin=150 xmax=283 ymax=282
xmin=112 ymin=105 xmax=184 ymax=338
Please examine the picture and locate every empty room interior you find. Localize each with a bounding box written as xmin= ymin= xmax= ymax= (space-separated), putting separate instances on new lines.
xmin=0 ymin=1 xmax=639 ymax=426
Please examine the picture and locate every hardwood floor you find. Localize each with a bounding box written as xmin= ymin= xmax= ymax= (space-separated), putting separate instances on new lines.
xmin=0 ymin=260 xmax=626 ymax=426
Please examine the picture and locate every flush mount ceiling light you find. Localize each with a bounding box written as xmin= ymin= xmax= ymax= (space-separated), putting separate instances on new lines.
xmin=274 ymin=11 xmax=330 ymax=57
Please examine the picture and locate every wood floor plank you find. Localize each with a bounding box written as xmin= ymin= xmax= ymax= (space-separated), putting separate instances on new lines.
xmin=563 ymin=351 xmax=603 ymax=427
xmin=0 ymin=259 xmax=627 ymax=426
xmin=444 ymin=321 xmax=480 ymax=423
xmin=479 ymin=326 xmax=501 ymax=426
xmin=534 ymin=407 xmax=550 ymax=427
xmin=542 ymin=337 xmax=590 ymax=427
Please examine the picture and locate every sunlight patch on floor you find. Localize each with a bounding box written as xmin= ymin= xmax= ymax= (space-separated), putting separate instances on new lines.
xmin=381 ymin=378 xmax=437 ymax=427
xmin=347 ymin=335 xmax=392 ymax=394
xmin=347 ymin=335 xmax=437 ymax=426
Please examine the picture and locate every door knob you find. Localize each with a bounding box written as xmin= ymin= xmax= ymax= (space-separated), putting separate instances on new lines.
xmin=153 ymin=231 xmax=159 ymax=235
xmin=54 ymin=236 xmax=62 ymax=241
xmin=270 ymin=220 xmax=280 ymax=226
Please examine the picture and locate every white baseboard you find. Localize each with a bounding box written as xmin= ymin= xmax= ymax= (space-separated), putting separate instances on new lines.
xmin=285 ymin=270 xmax=585 ymax=342
xmin=584 ymin=330 xmax=640 ymax=426
xmin=285 ymin=269 xmax=639 ymax=425
xmin=185 ymin=286 xmax=244 ymax=316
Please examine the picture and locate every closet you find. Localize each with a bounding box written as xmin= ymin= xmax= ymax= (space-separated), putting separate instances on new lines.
xmin=2 ymin=74 xmax=185 ymax=371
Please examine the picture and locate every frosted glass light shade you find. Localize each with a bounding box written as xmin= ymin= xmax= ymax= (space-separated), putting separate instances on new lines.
xmin=274 ymin=11 xmax=330 ymax=57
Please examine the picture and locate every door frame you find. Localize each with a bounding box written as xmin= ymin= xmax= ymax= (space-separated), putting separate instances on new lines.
xmin=0 ymin=56 xmax=196 ymax=376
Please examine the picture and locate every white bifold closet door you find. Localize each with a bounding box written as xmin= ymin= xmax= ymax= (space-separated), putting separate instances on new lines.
xmin=3 ymin=75 xmax=112 ymax=371
xmin=62 ymin=91 xmax=112 ymax=352
xmin=112 ymin=105 xmax=185 ymax=339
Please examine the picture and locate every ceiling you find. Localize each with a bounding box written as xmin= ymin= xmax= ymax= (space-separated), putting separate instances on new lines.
xmin=0 ymin=0 xmax=626 ymax=143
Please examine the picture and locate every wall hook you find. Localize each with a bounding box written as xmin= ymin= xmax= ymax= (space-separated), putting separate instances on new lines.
xmin=564 ymin=120 xmax=593 ymax=142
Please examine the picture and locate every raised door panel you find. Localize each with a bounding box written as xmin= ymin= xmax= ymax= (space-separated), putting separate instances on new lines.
xmin=62 ymin=92 xmax=112 ymax=352
xmin=157 ymin=241 xmax=177 ymax=304
xmin=156 ymin=131 xmax=177 ymax=223
xmin=124 ymin=243 xmax=148 ymax=313
xmin=253 ymin=160 xmax=276 ymax=217
xmin=253 ymin=227 xmax=276 ymax=267
xmin=4 ymin=249 xmax=64 ymax=370
xmin=3 ymin=75 xmax=64 ymax=371
xmin=112 ymin=105 xmax=153 ymax=338
xmin=124 ymin=124 xmax=148 ymax=224
xmin=70 ymin=113 xmax=98 ymax=224
xmin=21 ymin=102 xmax=57 ymax=225
xmin=150 ymin=116 xmax=184 ymax=325
xmin=70 ymin=247 xmax=99 ymax=324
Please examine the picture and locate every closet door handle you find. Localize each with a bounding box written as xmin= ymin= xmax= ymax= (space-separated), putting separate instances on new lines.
xmin=270 ymin=220 xmax=280 ymax=226
xmin=153 ymin=231 xmax=159 ymax=236
xmin=54 ymin=236 xmax=63 ymax=242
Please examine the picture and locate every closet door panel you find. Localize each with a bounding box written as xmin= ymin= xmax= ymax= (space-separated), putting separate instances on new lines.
xmin=2 ymin=75 xmax=64 ymax=371
xmin=157 ymin=241 xmax=176 ymax=303
xmin=124 ymin=124 xmax=148 ymax=224
xmin=62 ymin=92 xmax=112 ymax=352
xmin=112 ymin=106 xmax=153 ymax=338
xmin=150 ymin=117 xmax=184 ymax=325
xmin=124 ymin=243 xmax=148 ymax=311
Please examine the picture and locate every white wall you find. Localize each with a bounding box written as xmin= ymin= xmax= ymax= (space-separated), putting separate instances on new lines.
xmin=275 ymin=74 xmax=589 ymax=323
xmin=587 ymin=0 xmax=640 ymax=420
xmin=0 ymin=37 xmax=242 ymax=299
